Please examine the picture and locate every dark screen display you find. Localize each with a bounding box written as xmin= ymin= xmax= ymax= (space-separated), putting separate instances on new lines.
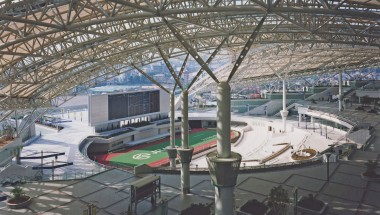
xmin=108 ymin=90 xmax=160 ymax=120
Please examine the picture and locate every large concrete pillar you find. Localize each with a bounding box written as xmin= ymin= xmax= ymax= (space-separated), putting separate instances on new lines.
xmin=166 ymin=93 xmax=177 ymax=168
xmin=298 ymin=113 xmax=302 ymax=127
xmin=338 ymin=71 xmax=343 ymax=112
xmin=217 ymin=82 xmax=231 ymax=158
xmin=182 ymin=91 xmax=189 ymax=149
xmin=177 ymin=90 xmax=193 ymax=194
xmin=207 ymin=82 xmax=241 ymax=215
xmin=280 ymin=79 xmax=289 ymax=132
xmin=14 ymin=110 xmax=21 ymax=165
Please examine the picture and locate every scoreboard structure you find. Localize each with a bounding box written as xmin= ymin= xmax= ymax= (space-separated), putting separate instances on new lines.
xmin=88 ymin=89 xmax=169 ymax=132
xmin=108 ymin=90 xmax=160 ymax=120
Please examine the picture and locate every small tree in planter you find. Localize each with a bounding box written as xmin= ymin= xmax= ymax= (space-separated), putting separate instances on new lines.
xmin=267 ymin=185 xmax=290 ymax=215
xmin=297 ymin=193 xmax=327 ymax=214
xmin=363 ymin=160 xmax=380 ymax=178
xmin=237 ymin=199 xmax=269 ymax=215
xmin=179 ymin=203 xmax=213 ymax=215
xmin=7 ymin=186 xmax=31 ymax=209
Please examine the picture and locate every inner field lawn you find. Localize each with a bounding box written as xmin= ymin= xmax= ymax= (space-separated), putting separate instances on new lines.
xmin=98 ymin=128 xmax=236 ymax=167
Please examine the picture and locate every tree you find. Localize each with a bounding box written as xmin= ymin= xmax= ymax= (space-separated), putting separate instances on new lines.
xmin=179 ymin=203 xmax=213 ymax=215
xmin=364 ymin=160 xmax=378 ymax=176
xmin=10 ymin=187 xmax=25 ymax=203
xmin=267 ymin=185 xmax=290 ymax=215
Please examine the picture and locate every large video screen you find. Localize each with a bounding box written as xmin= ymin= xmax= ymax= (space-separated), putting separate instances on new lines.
xmin=108 ymin=90 xmax=160 ymax=120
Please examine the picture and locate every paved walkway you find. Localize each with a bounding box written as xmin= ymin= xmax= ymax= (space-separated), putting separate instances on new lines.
xmin=0 ymin=103 xmax=379 ymax=214
xmin=19 ymin=115 xmax=102 ymax=180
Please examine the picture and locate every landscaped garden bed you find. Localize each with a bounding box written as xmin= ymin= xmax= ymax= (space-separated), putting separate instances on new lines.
xmin=291 ymin=148 xmax=317 ymax=161
xmin=231 ymin=130 xmax=241 ymax=144
xmin=361 ymin=160 xmax=380 ymax=182
xmin=237 ymin=199 xmax=270 ymax=215
xmin=237 ymin=185 xmax=289 ymax=215
xmin=0 ymin=136 xmax=15 ymax=148
xmin=297 ymin=194 xmax=328 ymax=215
xmin=180 ymin=203 xmax=213 ymax=215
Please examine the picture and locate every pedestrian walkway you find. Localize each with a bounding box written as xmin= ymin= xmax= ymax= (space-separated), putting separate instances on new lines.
xmin=18 ymin=118 xmax=101 ymax=180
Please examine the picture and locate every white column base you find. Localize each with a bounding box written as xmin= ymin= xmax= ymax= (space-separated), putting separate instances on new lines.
xmin=181 ymin=163 xmax=190 ymax=194
xmin=280 ymin=110 xmax=288 ymax=132
xmin=215 ymin=187 xmax=235 ymax=215
xmin=169 ymin=158 xmax=176 ymax=168
xmin=338 ymin=95 xmax=343 ymax=112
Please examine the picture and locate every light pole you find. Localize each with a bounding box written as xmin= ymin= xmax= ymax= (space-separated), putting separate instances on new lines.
xmin=325 ymin=126 xmax=328 ymax=139
xmin=325 ymin=152 xmax=332 ymax=181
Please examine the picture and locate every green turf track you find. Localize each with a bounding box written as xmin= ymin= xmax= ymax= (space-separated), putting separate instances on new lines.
xmin=109 ymin=129 xmax=216 ymax=167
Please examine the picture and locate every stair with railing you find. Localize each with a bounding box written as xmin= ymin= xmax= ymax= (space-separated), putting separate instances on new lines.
xmin=273 ymin=100 xmax=298 ymax=117
xmin=343 ymin=88 xmax=355 ymax=98
xmin=231 ymin=99 xmax=269 ymax=113
xmin=269 ymin=99 xmax=298 ymax=116
xmin=306 ymin=87 xmax=339 ymax=101
xmin=247 ymin=101 xmax=271 ymax=115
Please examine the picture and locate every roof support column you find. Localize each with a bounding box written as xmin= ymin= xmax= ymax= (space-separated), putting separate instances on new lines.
xmin=217 ymin=82 xmax=231 ymax=158
xmin=177 ymin=90 xmax=193 ymax=194
xmin=207 ymin=82 xmax=241 ymax=215
xmin=153 ymin=52 xmax=188 ymax=169
xmin=208 ymin=17 xmax=264 ymax=215
xmin=166 ymin=93 xmax=177 ymax=168
xmin=133 ymin=65 xmax=179 ymax=168
xmin=280 ymin=78 xmax=289 ymax=132
xmin=338 ymin=71 xmax=343 ymax=112
xmin=14 ymin=110 xmax=21 ymax=165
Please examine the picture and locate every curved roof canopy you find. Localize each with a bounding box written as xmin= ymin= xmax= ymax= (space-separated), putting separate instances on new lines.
xmin=0 ymin=0 xmax=380 ymax=110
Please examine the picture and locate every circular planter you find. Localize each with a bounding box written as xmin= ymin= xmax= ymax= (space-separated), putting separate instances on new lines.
xmin=361 ymin=173 xmax=380 ymax=182
xmin=291 ymin=149 xmax=317 ymax=161
xmin=6 ymin=196 xmax=31 ymax=209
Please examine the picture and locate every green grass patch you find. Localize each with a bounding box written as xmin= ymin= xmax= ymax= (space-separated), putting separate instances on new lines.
xmin=109 ymin=129 xmax=217 ymax=167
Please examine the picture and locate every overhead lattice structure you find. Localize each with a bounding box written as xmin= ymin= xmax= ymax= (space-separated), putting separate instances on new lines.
xmin=1 ymin=0 xmax=380 ymax=110
xmin=189 ymin=43 xmax=380 ymax=94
